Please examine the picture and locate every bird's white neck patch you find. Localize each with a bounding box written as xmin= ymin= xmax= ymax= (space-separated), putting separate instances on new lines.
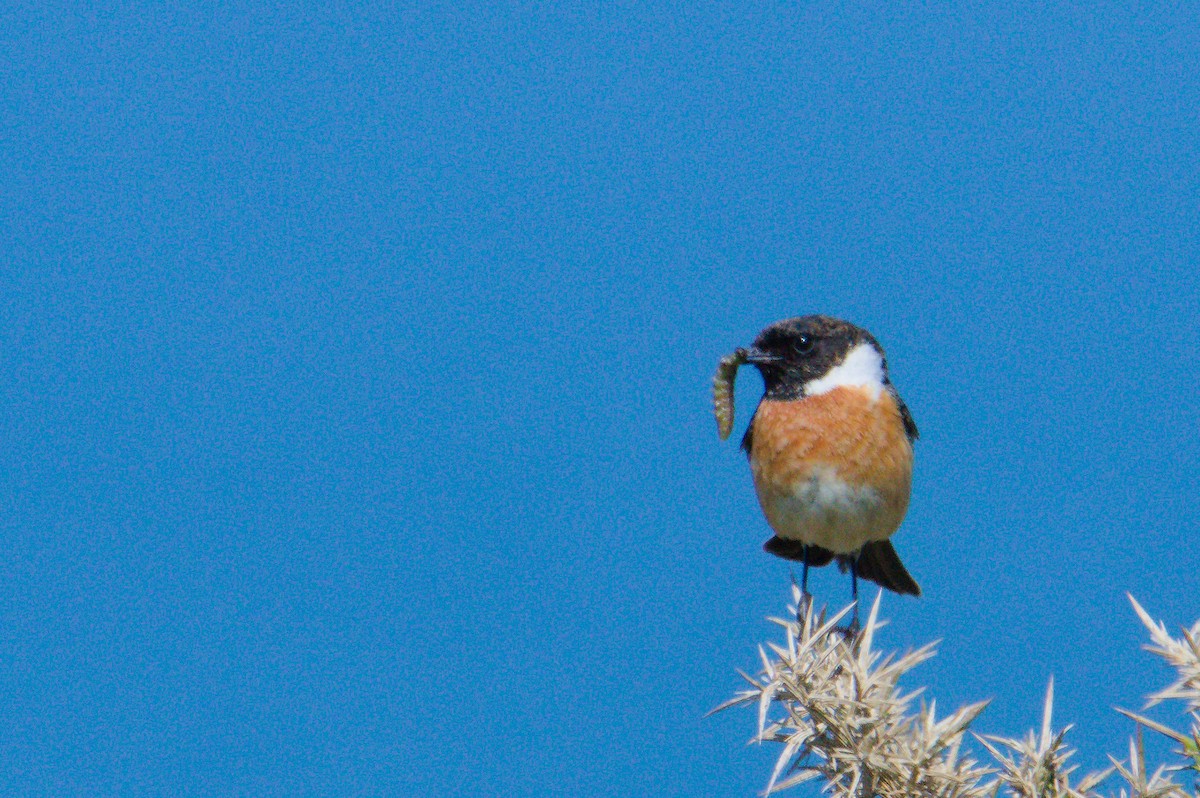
xmin=803 ymin=342 xmax=885 ymax=399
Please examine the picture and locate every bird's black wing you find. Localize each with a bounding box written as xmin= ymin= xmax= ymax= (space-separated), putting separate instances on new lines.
xmin=893 ymin=389 xmax=919 ymax=442
xmin=740 ymin=408 xmax=756 ymax=455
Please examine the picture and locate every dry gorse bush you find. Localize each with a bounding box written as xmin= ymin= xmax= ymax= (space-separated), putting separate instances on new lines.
xmin=715 ymin=586 xmax=1200 ymax=798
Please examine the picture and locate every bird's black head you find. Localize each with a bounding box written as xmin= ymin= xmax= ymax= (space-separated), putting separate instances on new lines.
xmin=741 ymin=315 xmax=886 ymax=400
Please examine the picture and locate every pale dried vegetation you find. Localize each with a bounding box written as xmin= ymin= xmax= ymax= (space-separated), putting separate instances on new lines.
xmin=715 ymin=586 xmax=1200 ymax=797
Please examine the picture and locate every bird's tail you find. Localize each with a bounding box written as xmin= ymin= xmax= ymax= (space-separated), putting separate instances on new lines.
xmin=851 ymin=540 xmax=921 ymax=596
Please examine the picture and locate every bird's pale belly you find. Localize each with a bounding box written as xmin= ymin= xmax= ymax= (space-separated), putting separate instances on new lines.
xmin=749 ymin=387 xmax=912 ymax=554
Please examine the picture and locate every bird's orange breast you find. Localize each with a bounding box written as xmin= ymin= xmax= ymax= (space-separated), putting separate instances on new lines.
xmin=749 ymin=387 xmax=913 ymax=552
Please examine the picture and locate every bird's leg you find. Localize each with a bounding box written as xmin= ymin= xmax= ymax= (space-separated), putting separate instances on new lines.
xmin=801 ymin=547 xmax=811 ymax=597
xmin=796 ymin=550 xmax=814 ymax=621
xmin=849 ymin=557 xmax=860 ymax=632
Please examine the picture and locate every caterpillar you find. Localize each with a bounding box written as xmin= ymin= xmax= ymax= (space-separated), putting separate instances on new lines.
xmin=712 ymin=348 xmax=747 ymax=440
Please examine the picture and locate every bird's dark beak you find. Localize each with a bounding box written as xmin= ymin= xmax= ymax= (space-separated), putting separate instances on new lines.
xmin=739 ymin=346 xmax=780 ymax=365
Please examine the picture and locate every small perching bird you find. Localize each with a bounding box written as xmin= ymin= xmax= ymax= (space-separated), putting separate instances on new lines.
xmin=715 ymin=315 xmax=921 ymax=600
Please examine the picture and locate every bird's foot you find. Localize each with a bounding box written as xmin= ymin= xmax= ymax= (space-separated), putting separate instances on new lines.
xmin=831 ymin=605 xmax=861 ymax=640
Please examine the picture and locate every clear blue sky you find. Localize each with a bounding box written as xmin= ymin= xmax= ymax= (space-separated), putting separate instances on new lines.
xmin=3 ymin=1 xmax=1199 ymax=795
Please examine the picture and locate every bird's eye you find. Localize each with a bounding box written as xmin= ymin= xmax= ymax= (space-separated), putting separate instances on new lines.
xmin=793 ymin=334 xmax=814 ymax=356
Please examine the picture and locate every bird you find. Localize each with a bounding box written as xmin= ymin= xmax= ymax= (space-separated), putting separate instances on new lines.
xmin=736 ymin=315 xmax=921 ymax=600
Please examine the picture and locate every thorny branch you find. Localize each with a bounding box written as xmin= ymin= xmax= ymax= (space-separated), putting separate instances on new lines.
xmin=715 ymin=587 xmax=1199 ymax=798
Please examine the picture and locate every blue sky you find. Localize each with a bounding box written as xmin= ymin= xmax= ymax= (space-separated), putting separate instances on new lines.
xmin=3 ymin=1 xmax=1199 ymax=795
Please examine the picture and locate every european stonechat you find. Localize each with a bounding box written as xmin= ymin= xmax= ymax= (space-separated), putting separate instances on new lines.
xmin=719 ymin=315 xmax=921 ymax=598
